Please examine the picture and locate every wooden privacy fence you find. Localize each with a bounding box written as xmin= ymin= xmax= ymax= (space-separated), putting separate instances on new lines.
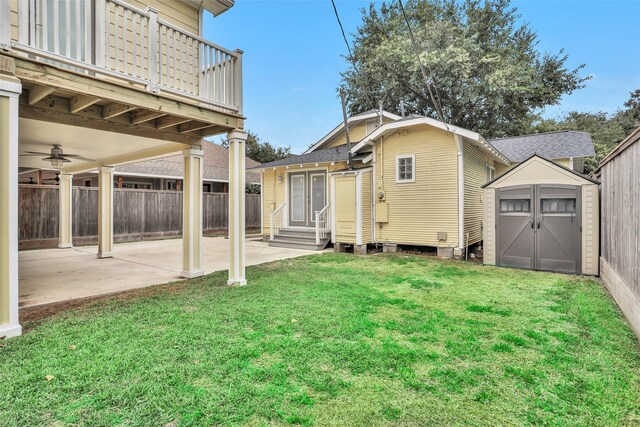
xmin=19 ymin=185 xmax=261 ymax=247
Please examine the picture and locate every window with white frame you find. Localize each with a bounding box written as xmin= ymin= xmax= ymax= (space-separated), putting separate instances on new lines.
xmin=396 ymin=154 xmax=415 ymax=183
xmin=486 ymin=164 xmax=495 ymax=182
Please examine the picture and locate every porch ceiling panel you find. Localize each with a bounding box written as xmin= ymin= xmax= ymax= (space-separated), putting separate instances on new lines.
xmin=18 ymin=118 xmax=187 ymax=174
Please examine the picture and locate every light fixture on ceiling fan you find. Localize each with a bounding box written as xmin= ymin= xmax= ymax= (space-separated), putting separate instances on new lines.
xmin=20 ymin=144 xmax=95 ymax=169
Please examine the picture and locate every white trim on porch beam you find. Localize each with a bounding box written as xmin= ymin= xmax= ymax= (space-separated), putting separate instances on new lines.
xmin=97 ymin=166 xmax=114 ymax=258
xmin=58 ymin=174 xmax=73 ymax=248
xmin=181 ymin=147 xmax=204 ymax=278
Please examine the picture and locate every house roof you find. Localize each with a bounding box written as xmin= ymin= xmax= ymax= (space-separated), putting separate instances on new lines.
xmin=303 ymin=109 xmax=401 ymax=154
xmin=249 ymin=144 xmax=354 ymax=170
xmin=488 ymin=131 xmax=595 ymax=163
xmin=116 ymin=140 xmax=261 ymax=183
xmin=482 ymin=154 xmax=600 ymax=188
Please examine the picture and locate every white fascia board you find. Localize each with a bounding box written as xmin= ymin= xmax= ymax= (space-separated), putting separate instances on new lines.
xmin=304 ymin=111 xmax=401 ymax=154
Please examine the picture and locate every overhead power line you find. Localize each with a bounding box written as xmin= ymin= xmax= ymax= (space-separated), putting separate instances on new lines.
xmin=397 ymin=0 xmax=448 ymax=126
xmin=330 ymin=0 xmax=381 ymax=118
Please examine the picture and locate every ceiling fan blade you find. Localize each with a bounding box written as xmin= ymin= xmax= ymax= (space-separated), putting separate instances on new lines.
xmin=21 ymin=151 xmax=51 ymax=156
xmin=63 ymin=154 xmax=96 ymax=161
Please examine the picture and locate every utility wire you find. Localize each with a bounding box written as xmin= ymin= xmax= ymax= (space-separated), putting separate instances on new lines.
xmin=397 ymin=0 xmax=448 ymax=127
xmin=331 ymin=0 xmax=381 ymax=118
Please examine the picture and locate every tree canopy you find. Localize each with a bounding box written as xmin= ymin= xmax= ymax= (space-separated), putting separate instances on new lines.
xmin=221 ymin=131 xmax=291 ymax=164
xmin=341 ymin=0 xmax=588 ymax=138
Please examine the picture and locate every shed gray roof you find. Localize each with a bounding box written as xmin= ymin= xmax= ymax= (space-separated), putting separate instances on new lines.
xmin=488 ymin=131 xmax=595 ymax=163
xmin=117 ymin=141 xmax=261 ymax=183
xmin=249 ymin=144 xmax=353 ymax=169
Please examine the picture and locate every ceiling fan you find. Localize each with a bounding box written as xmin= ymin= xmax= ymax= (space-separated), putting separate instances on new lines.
xmin=20 ymin=144 xmax=95 ymax=169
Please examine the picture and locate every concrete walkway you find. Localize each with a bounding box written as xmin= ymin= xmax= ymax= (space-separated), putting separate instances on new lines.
xmin=19 ymin=237 xmax=317 ymax=307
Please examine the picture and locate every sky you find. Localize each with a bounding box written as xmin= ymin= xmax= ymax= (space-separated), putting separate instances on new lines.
xmin=203 ymin=0 xmax=640 ymax=154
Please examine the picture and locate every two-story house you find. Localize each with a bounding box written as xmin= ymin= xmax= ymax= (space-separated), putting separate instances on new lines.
xmin=0 ymin=0 xmax=247 ymax=338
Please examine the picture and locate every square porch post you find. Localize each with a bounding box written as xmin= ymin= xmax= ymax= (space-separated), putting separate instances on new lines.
xmin=227 ymin=129 xmax=247 ymax=286
xmin=0 ymin=74 xmax=22 ymax=338
xmin=58 ymin=174 xmax=73 ymax=248
xmin=97 ymin=166 xmax=114 ymax=258
xmin=181 ymin=147 xmax=204 ymax=278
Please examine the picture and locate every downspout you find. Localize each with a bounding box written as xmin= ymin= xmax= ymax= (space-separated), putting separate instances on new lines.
xmin=454 ymin=135 xmax=465 ymax=253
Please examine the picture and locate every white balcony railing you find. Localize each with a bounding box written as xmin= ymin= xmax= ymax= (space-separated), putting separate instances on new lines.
xmin=6 ymin=0 xmax=242 ymax=114
xmin=270 ymin=202 xmax=286 ymax=241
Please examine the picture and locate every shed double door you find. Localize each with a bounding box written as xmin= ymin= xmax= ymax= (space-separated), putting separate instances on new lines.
xmin=496 ymin=184 xmax=581 ymax=274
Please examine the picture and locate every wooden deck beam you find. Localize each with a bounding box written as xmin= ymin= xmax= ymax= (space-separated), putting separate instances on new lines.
xmin=178 ymin=121 xmax=213 ymax=134
xmin=103 ymin=103 xmax=136 ymax=119
xmin=27 ymin=85 xmax=55 ymax=105
xmin=19 ymin=95 xmax=203 ymax=145
xmin=156 ymin=116 xmax=190 ymax=130
xmin=70 ymin=95 xmax=101 ymax=113
xmin=131 ymin=110 xmax=166 ymax=125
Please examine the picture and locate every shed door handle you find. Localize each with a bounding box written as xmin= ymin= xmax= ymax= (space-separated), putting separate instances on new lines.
xmin=537 ymin=218 xmax=541 ymax=229
xmin=530 ymin=218 xmax=534 ymax=229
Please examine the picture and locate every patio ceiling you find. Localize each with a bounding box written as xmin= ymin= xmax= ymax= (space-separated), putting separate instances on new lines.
xmin=18 ymin=118 xmax=188 ymax=173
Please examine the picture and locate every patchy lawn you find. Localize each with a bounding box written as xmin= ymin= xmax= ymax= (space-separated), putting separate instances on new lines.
xmin=2 ymin=253 xmax=640 ymax=426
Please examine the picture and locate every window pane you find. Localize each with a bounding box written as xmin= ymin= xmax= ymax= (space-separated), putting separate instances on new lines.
xmin=500 ymin=199 xmax=530 ymax=213
xmin=541 ymin=198 xmax=576 ymax=213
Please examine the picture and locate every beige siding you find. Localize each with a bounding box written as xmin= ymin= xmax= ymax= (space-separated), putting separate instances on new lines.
xmin=495 ymin=162 xmax=511 ymax=177
xmin=483 ymin=187 xmax=496 ymax=265
xmin=10 ymin=0 xmax=18 ymax=42
xmin=463 ymin=141 xmax=493 ymax=246
xmin=326 ymin=122 xmax=368 ymax=148
xmin=261 ymin=168 xmax=285 ymax=235
xmin=582 ymin=184 xmax=599 ymax=275
xmin=361 ymin=170 xmax=372 ymax=244
xmin=375 ymin=125 xmax=459 ymax=247
xmin=554 ymin=158 xmax=570 ymax=168
xmin=129 ymin=0 xmax=199 ymax=34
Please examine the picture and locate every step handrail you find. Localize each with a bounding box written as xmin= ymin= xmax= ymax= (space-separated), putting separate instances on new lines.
xmin=315 ymin=203 xmax=331 ymax=245
xmin=270 ymin=202 xmax=286 ymax=240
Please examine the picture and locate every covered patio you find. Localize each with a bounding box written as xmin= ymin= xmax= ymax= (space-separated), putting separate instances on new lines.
xmin=19 ymin=237 xmax=316 ymax=307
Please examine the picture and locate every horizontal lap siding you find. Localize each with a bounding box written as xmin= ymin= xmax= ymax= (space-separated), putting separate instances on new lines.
xmin=326 ymin=123 xmax=367 ymax=149
xmin=261 ymin=168 xmax=285 ymax=235
xmin=376 ymin=126 xmax=458 ymax=246
xmin=483 ymin=187 xmax=496 ymax=264
xmin=463 ymin=142 xmax=492 ymax=246
xmin=10 ymin=0 xmax=18 ymax=42
xmin=129 ymin=0 xmax=199 ymax=34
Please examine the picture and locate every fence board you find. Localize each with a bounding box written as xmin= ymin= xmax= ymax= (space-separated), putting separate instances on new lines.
xmin=18 ymin=185 xmax=260 ymax=244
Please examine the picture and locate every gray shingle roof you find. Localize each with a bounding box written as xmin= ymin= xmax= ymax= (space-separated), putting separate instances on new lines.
xmin=117 ymin=141 xmax=261 ymax=183
xmin=488 ymin=131 xmax=595 ymax=163
xmin=249 ymin=144 xmax=351 ymax=169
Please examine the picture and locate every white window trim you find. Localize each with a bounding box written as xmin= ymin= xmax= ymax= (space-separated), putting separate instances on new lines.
xmin=486 ymin=164 xmax=496 ymax=181
xmin=395 ymin=154 xmax=416 ymax=183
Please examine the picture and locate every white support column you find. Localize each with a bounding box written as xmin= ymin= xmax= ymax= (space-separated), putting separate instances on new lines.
xmin=181 ymin=147 xmax=204 ymax=278
xmin=227 ymin=129 xmax=247 ymax=286
xmin=97 ymin=166 xmax=114 ymax=258
xmin=58 ymin=173 xmax=73 ymax=248
xmin=0 ymin=75 xmax=22 ymax=338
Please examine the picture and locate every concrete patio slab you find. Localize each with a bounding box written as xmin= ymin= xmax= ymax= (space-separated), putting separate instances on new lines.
xmin=19 ymin=237 xmax=317 ymax=307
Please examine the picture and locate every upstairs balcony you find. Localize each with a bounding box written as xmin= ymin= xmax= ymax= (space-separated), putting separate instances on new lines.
xmin=1 ymin=0 xmax=242 ymax=115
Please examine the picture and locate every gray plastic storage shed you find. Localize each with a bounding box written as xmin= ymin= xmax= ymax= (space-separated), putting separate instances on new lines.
xmin=482 ymin=155 xmax=599 ymax=275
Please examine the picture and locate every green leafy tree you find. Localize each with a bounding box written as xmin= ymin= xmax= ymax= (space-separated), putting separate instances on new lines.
xmin=221 ymin=131 xmax=291 ymax=164
xmin=341 ymin=0 xmax=588 ymax=138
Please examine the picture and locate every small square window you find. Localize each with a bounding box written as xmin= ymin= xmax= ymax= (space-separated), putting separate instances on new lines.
xmin=396 ymin=155 xmax=415 ymax=183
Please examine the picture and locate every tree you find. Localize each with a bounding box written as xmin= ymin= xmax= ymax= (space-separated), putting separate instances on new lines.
xmin=341 ymin=0 xmax=588 ymax=138
xmin=529 ymin=88 xmax=640 ymax=173
xmin=221 ymin=130 xmax=291 ymax=164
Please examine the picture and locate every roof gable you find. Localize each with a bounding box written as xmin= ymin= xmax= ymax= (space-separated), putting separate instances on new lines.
xmin=304 ymin=110 xmax=401 ymax=154
xmin=483 ymin=155 xmax=599 ymax=188
xmin=488 ymin=131 xmax=595 ymax=163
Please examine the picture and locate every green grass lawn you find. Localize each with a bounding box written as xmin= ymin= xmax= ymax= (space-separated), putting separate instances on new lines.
xmin=2 ymin=253 xmax=640 ymax=426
